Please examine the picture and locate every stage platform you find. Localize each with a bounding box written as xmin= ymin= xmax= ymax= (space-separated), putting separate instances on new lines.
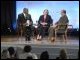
xmin=1 ymin=36 xmax=79 ymax=59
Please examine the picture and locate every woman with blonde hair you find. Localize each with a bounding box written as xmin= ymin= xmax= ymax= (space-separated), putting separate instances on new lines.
xmin=37 ymin=9 xmax=53 ymax=40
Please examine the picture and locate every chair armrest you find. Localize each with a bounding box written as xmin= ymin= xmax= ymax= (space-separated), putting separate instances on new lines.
xmin=57 ymin=24 xmax=68 ymax=26
xmin=55 ymin=24 xmax=68 ymax=30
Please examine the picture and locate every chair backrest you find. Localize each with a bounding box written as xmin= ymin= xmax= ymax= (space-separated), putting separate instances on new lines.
xmin=56 ymin=23 xmax=69 ymax=34
xmin=58 ymin=23 xmax=68 ymax=30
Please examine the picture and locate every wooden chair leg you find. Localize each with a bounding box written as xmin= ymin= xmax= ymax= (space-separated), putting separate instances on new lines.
xmin=17 ymin=30 xmax=19 ymax=40
xmin=55 ymin=31 xmax=57 ymax=41
xmin=66 ymin=33 xmax=67 ymax=40
xmin=65 ymin=32 xmax=67 ymax=41
xmin=17 ymin=28 xmax=20 ymax=40
xmin=62 ymin=35 xmax=65 ymax=41
xmin=21 ymin=29 xmax=23 ymax=38
xmin=31 ymin=31 xmax=34 ymax=39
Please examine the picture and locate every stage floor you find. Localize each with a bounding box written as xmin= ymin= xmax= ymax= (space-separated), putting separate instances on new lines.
xmin=1 ymin=36 xmax=79 ymax=47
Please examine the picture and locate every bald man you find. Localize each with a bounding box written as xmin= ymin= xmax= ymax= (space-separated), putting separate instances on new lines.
xmin=48 ymin=10 xmax=69 ymax=42
xmin=17 ymin=8 xmax=33 ymax=41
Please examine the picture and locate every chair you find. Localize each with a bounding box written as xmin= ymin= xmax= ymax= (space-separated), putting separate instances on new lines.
xmin=17 ymin=23 xmax=24 ymax=39
xmin=17 ymin=23 xmax=34 ymax=39
xmin=55 ymin=23 xmax=73 ymax=41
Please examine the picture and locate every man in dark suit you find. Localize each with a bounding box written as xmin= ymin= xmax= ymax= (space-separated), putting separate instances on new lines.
xmin=17 ymin=8 xmax=33 ymax=41
xmin=48 ymin=10 xmax=69 ymax=41
xmin=37 ymin=9 xmax=53 ymax=40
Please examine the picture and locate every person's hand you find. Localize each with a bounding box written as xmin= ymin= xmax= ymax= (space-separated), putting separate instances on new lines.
xmin=54 ymin=24 xmax=57 ymax=27
xmin=52 ymin=24 xmax=57 ymax=28
xmin=45 ymin=23 xmax=47 ymax=25
xmin=41 ymin=22 xmax=44 ymax=25
xmin=35 ymin=25 xmax=38 ymax=28
xmin=41 ymin=22 xmax=47 ymax=26
xmin=26 ymin=20 xmax=30 ymax=25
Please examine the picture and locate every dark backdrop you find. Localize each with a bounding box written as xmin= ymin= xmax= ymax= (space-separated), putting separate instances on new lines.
xmin=1 ymin=1 xmax=16 ymax=35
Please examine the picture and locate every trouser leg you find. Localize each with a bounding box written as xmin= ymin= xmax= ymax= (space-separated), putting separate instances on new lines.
xmin=25 ymin=26 xmax=31 ymax=41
